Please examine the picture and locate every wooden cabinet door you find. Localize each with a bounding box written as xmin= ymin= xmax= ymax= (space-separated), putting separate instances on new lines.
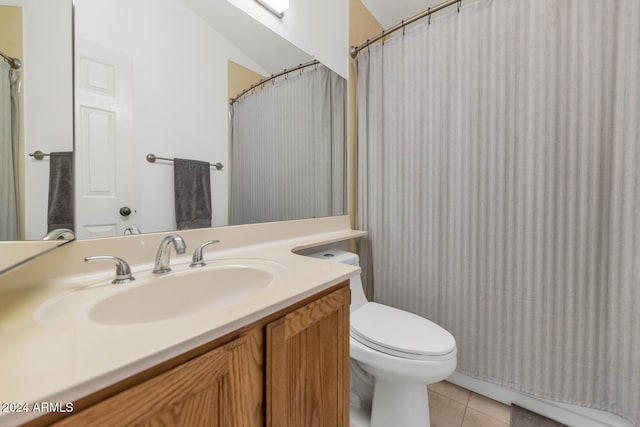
xmin=54 ymin=328 xmax=263 ymax=427
xmin=266 ymin=286 xmax=350 ymax=427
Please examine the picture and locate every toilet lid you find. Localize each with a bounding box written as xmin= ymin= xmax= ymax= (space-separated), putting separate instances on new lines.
xmin=351 ymin=303 xmax=456 ymax=361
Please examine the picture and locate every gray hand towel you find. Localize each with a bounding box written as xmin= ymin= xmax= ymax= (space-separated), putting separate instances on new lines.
xmin=173 ymin=158 xmax=212 ymax=230
xmin=47 ymin=151 xmax=74 ymax=232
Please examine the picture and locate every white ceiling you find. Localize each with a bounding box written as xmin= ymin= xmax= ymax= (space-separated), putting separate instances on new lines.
xmin=180 ymin=0 xmax=447 ymax=72
xmin=360 ymin=0 xmax=445 ymax=28
xmin=180 ymin=0 xmax=450 ymax=72
xmin=179 ymin=0 xmax=311 ymax=74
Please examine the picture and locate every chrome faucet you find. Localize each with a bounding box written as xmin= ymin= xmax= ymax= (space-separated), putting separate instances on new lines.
xmin=85 ymin=255 xmax=135 ymax=284
xmin=190 ymin=240 xmax=220 ymax=268
xmin=43 ymin=228 xmax=75 ymax=240
xmin=153 ymin=234 xmax=187 ymax=273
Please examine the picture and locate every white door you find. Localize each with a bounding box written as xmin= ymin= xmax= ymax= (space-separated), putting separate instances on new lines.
xmin=74 ymin=39 xmax=135 ymax=239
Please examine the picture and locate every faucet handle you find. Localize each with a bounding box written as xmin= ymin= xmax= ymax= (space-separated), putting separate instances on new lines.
xmin=85 ymin=256 xmax=135 ymax=284
xmin=190 ymin=240 xmax=221 ymax=268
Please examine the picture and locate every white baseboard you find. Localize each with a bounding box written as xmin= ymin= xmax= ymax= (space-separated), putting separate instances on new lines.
xmin=448 ymin=373 xmax=634 ymax=427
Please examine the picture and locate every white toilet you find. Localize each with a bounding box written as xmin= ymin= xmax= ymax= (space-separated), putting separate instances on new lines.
xmin=309 ymin=250 xmax=457 ymax=427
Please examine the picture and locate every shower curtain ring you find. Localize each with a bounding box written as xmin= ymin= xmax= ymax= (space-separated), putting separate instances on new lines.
xmin=458 ymin=0 xmax=462 ymax=13
xmin=428 ymin=8 xmax=432 ymax=25
xmin=402 ymin=20 xmax=405 ymax=36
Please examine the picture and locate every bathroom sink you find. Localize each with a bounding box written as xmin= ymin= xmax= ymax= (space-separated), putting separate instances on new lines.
xmin=88 ymin=265 xmax=274 ymax=325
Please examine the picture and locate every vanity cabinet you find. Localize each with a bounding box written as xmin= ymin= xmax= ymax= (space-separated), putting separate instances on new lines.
xmin=35 ymin=284 xmax=349 ymax=427
xmin=266 ymin=286 xmax=350 ymax=426
xmin=53 ymin=328 xmax=264 ymax=427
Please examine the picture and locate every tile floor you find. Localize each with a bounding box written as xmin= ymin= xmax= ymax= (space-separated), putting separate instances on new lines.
xmin=428 ymin=381 xmax=511 ymax=427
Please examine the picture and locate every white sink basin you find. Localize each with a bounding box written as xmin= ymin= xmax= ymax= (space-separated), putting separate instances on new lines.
xmin=89 ymin=265 xmax=273 ymax=325
xmin=35 ymin=259 xmax=285 ymax=325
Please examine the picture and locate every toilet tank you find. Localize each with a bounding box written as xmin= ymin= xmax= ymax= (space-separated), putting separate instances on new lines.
xmin=307 ymin=249 xmax=360 ymax=266
xmin=307 ymin=249 xmax=368 ymax=311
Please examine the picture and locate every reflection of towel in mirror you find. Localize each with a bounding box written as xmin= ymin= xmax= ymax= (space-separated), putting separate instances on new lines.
xmin=174 ymin=158 xmax=212 ymax=230
xmin=47 ymin=152 xmax=74 ymax=232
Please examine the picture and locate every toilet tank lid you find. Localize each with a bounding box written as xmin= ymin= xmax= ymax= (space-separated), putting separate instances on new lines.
xmin=306 ymin=249 xmax=359 ymax=265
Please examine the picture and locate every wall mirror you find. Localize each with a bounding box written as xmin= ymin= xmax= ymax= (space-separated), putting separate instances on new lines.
xmin=0 ymin=0 xmax=346 ymax=271
xmin=74 ymin=0 xmax=347 ymax=239
xmin=0 ymin=0 xmax=73 ymax=272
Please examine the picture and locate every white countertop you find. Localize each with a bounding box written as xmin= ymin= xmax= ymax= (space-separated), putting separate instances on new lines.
xmin=0 ymin=227 xmax=365 ymax=426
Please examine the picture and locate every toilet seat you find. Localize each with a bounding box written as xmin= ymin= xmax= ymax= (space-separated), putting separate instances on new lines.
xmin=350 ymin=303 xmax=456 ymax=361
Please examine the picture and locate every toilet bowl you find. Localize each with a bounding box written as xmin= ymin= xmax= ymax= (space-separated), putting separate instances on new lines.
xmin=308 ymin=250 xmax=457 ymax=427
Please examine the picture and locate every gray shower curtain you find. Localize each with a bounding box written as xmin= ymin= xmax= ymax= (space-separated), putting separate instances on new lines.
xmin=357 ymin=0 xmax=640 ymax=424
xmin=0 ymin=61 xmax=19 ymax=240
xmin=230 ymin=65 xmax=346 ymax=225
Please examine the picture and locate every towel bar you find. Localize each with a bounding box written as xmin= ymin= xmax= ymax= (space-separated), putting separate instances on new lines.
xmin=146 ymin=153 xmax=224 ymax=170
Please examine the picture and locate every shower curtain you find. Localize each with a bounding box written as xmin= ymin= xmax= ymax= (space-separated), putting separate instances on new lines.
xmin=230 ymin=64 xmax=346 ymax=225
xmin=0 ymin=61 xmax=19 ymax=240
xmin=357 ymin=0 xmax=640 ymax=424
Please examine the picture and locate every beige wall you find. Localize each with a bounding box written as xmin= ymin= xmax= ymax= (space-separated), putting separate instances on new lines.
xmin=0 ymin=6 xmax=22 ymax=54
xmin=0 ymin=6 xmax=24 ymax=239
xmin=348 ymin=0 xmax=382 ymax=228
xmin=228 ymin=60 xmax=265 ymax=101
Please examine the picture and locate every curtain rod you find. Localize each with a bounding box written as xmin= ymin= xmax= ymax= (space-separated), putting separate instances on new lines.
xmin=351 ymin=0 xmax=461 ymax=58
xmin=0 ymin=50 xmax=21 ymax=69
xmin=229 ymin=59 xmax=320 ymax=105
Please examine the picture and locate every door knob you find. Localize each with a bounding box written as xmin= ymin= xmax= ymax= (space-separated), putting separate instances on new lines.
xmin=119 ymin=207 xmax=132 ymax=217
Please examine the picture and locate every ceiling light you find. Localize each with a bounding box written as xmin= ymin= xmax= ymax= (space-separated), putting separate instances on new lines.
xmin=254 ymin=0 xmax=289 ymax=18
